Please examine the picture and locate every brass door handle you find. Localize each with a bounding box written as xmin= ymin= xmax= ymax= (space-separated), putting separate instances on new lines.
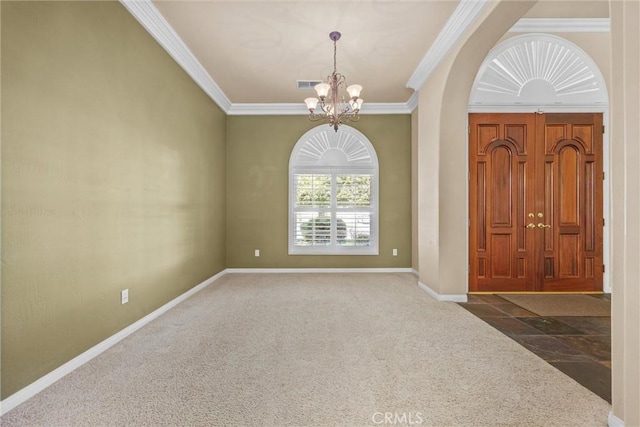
xmin=525 ymin=223 xmax=536 ymax=229
xmin=537 ymin=223 xmax=551 ymax=228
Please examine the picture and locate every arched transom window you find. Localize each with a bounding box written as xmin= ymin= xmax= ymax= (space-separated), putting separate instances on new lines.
xmin=289 ymin=125 xmax=379 ymax=255
xmin=469 ymin=34 xmax=608 ymax=108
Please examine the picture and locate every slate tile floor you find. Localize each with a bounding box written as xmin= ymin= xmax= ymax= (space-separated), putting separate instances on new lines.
xmin=459 ymin=294 xmax=611 ymax=403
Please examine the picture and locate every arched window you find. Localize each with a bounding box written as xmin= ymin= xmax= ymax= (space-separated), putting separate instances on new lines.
xmin=289 ymin=125 xmax=379 ymax=255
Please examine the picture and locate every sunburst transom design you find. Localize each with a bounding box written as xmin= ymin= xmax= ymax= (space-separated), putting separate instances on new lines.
xmin=470 ymin=34 xmax=607 ymax=106
xmin=292 ymin=126 xmax=377 ymax=167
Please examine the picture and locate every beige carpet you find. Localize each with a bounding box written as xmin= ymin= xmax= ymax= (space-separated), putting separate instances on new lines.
xmin=499 ymin=294 xmax=610 ymax=317
xmin=1 ymin=274 xmax=610 ymax=426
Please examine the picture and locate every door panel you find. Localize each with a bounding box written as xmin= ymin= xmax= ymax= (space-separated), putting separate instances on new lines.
xmin=538 ymin=113 xmax=603 ymax=291
xmin=469 ymin=113 xmax=603 ymax=292
xmin=469 ymin=114 xmax=536 ymax=292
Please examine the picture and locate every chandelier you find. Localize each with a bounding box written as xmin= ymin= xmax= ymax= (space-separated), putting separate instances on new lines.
xmin=304 ymin=31 xmax=363 ymax=132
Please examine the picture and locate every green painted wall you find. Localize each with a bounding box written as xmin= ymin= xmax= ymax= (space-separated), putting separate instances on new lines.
xmin=1 ymin=2 xmax=227 ymax=398
xmin=226 ymin=116 xmax=412 ymax=268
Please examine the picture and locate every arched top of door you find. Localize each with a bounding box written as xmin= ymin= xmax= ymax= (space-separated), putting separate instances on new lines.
xmin=468 ymin=34 xmax=608 ymax=110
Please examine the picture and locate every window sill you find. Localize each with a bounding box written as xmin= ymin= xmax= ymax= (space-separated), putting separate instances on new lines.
xmin=288 ymin=247 xmax=379 ymax=256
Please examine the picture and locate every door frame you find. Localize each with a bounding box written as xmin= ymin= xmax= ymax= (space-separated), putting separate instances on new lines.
xmin=467 ymin=34 xmax=611 ymax=293
xmin=466 ymin=106 xmax=611 ymax=293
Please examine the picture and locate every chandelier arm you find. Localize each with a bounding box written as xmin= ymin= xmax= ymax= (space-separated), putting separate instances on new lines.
xmin=308 ymin=114 xmax=326 ymax=122
xmin=344 ymin=113 xmax=360 ymax=123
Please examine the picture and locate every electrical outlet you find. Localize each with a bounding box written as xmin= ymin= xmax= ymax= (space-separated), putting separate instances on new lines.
xmin=121 ymin=289 xmax=129 ymax=305
xmin=255 ymin=249 xmax=260 ymax=257
xmin=393 ymin=249 xmax=398 ymax=256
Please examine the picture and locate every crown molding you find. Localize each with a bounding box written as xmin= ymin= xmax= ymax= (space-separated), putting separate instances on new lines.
xmin=119 ymin=0 xmax=232 ymax=112
xmin=510 ymin=18 xmax=610 ymax=33
xmin=227 ymin=103 xmax=411 ymax=116
xmin=407 ymin=92 xmax=419 ymax=112
xmin=120 ymin=1 xmax=608 ymax=116
xmin=406 ymin=0 xmax=491 ymax=91
xmin=120 ymin=0 xmax=484 ymax=112
xmin=361 ymin=103 xmax=412 ymax=115
xmin=227 ymin=103 xmax=307 ymax=116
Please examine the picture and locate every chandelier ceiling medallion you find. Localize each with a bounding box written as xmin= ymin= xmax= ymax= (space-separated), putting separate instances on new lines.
xmin=304 ymin=31 xmax=363 ymax=132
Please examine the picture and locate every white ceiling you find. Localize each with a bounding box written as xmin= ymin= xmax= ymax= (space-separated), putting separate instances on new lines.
xmin=152 ymin=0 xmax=459 ymax=104
xmin=123 ymin=0 xmax=610 ymax=112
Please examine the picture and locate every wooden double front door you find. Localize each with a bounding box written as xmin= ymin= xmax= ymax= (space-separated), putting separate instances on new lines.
xmin=469 ymin=113 xmax=603 ymax=292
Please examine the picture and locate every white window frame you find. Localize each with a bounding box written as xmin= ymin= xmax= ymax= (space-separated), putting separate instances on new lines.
xmin=288 ymin=125 xmax=379 ymax=256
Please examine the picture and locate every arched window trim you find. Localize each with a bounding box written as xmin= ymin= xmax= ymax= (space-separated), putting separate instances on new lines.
xmin=288 ymin=125 xmax=379 ymax=255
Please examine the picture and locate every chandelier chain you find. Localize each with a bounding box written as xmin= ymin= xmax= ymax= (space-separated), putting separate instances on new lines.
xmin=333 ymin=39 xmax=337 ymax=74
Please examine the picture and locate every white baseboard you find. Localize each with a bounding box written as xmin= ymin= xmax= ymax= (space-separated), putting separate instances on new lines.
xmin=418 ymin=281 xmax=468 ymax=302
xmin=608 ymin=412 xmax=624 ymax=427
xmin=411 ymin=268 xmax=419 ymax=276
xmin=0 ymin=267 xmax=417 ymax=416
xmin=0 ymin=269 xmax=228 ymax=417
xmin=226 ymin=268 xmax=415 ymax=274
